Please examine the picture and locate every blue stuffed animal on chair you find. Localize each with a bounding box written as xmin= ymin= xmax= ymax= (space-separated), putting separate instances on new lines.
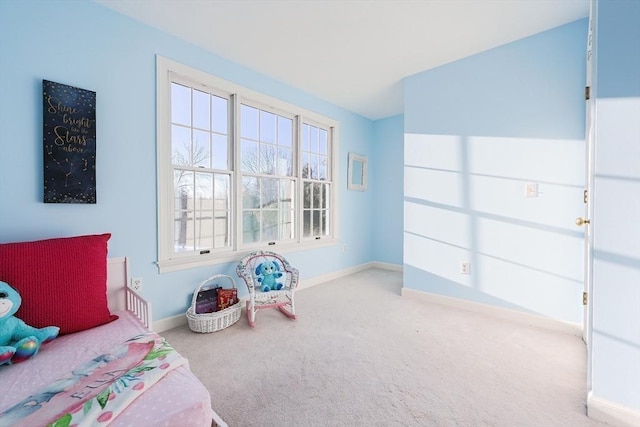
xmin=255 ymin=261 xmax=283 ymax=292
xmin=237 ymin=251 xmax=299 ymax=327
xmin=0 ymin=281 xmax=59 ymax=365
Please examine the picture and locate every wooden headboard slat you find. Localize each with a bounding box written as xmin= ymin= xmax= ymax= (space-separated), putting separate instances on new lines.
xmin=107 ymin=257 xmax=152 ymax=329
xmin=107 ymin=257 xmax=129 ymax=313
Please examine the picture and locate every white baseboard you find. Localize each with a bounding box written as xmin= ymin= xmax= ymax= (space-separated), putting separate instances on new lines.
xmin=154 ymin=261 xmax=403 ymax=332
xmin=370 ymin=261 xmax=403 ymax=272
xmin=401 ymin=287 xmax=582 ymax=336
xmin=153 ymin=313 xmax=187 ymax=333
xmin=588 ymin=395 xmax=640 ymax=427
xmin=297 ymin=262 xmax=372 ymax=290
xmin=298 ymin=261 xmax=402 ymax=290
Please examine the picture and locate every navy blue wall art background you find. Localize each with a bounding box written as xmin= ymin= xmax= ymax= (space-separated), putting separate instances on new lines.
xmin=43 ymin=80 xmax=96 ymax=204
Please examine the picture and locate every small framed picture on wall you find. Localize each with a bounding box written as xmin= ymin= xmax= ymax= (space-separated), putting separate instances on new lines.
xmin=347 ymin=152 xmax=367 ymax=191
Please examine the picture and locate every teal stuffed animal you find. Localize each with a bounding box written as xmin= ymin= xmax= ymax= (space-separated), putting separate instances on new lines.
xmin=255 ymin=261 xmax=283 ymax=292
xmin=0 ymin=281 xmax=59 ymax=365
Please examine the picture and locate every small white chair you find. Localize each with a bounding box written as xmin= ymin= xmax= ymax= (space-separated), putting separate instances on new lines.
xmin=236 ymin=251 xmax=299 ymax=327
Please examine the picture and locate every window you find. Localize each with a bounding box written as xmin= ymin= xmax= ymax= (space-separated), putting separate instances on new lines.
xmin=170 ymin=82 xmax=231 ymax=253
xmin=301 ymin=121 xmax=331 ymax=239
xmin=240 ymin=104 xmax=296 ymax=246
xmin=156 ymin=57 xmax=337 ymax=272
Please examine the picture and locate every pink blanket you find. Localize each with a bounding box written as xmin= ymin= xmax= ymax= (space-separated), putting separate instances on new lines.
xmin=0 ymin=332 xmax=185 ymax=427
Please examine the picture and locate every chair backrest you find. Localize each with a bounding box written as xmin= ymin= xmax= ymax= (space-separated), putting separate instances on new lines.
xmin=236 ymin=251 xmax=299 ymax=293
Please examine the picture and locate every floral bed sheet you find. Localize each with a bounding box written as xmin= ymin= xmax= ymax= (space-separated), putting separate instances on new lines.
xmin=0 ymin=311 xmax=213 ymax=427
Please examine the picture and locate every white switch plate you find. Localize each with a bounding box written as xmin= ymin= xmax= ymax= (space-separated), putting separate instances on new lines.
xmin=525 ymin=183 xmax=539 ymax=198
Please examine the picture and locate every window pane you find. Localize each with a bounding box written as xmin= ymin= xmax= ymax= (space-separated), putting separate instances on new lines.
xmin=323 ymin=184 xmax=331 ymax=211
xmin=314 ymin=183 xmax=323 ymax=209
xmin=262 ymin=178 xmax=278 ymax=209
xmin=262 ymin=210 xmax=278 ymax=241
xmin=214 ymin=174 xmax=229 ymax=210
xmin=303 ymin=210 xmax=311 ymax=238
xmin=279 ymin=200 xmax=292 ymax=213
xmin=192 ymin=89 xmax=210 ymax=130
xmin=212 ymin=95 xmax=228 ymax=134
xmin=319 ymin=155 xmax=327 ymax=180
xmin=279 ymin=210 xmax=294 ymax=240
xmin=194 ymin=210 xmax=214 ymax=250
xmin=319 ymin=129 xmax=327 ymax=154
xmin=171 ymin=125 xmax=191 ymax=166
xmin=260 ymin=143 xmax=277 ymax=175
xmin=302 ymin=123 xmax=310 ymax=151
xmin=278 ymin=116 xmax=292 ymax=147
xmin=302 ymin=152 xmax=310 ymax=179
xmin=313 ymin=210 xmax=321 ymax=235
xmin=322 ymin=209 xmax=329 ymax=236
xmin=242 ymin=176 xmax=260 ymax=209
xmin=310 ymin=155 xmax=319 ymax=180
xmin=240 ymin=104 xmax=258 ymax=140
xmin=173 ymin=169 xmax=194 ymax=251
xmin=212 ymin=134 xmax=228 ymax=170
xmin=195 ymin=172 xmax=213 ymax=207
xmin=174 ymin=209 xmax=194 ymax=251
xmin=260 ymin=110 xmax=276 ymax=144
xmin=192 ymin=130 xmax=211 ymax=168
xmin=174 ymin=170 xmax=194 ymax=209
xmin=214 ymin=210 xmax=229 ymax=248
xmin=171 ymin=83 xmax=190 ymax=126
xmin=310 ymin=126 xmax=319 ymax=153
xmin=278 ymin=147 xmax=292 ymax=176
xmin=243 ymin=211 xmax=260 ymax=244
xmin=241 ymin=139 xmax=259 ymax=173
xmin=303 ymin=182 xmax=312 ymax=209
xmin=280 ymin=179 xmax=294 ymax=205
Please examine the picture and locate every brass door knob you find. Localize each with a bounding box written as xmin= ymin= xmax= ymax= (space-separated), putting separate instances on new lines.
xmin=576 ymin=217 xmax=591 ymax=226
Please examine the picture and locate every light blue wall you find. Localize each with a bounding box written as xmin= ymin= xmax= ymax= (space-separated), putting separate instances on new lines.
xmin=0 ymin=0 xmax=375 ymax=321
xmin=403 ymin=19 xmax=588 ymax=323
xmin=591 ymin=0 xmax=640 ymax=413
xmin=404 ymin=19 xmax=587 ymax=139
xmin=372 ymin=115 xmax=404 ymax=265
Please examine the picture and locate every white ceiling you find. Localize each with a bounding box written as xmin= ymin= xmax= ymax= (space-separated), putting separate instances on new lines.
xmin=96 ymin=0 xmax=589 ymax=120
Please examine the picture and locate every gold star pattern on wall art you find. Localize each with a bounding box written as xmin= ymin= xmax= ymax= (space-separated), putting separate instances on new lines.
xmin=43 ymin=80 xmax=97 ymax=203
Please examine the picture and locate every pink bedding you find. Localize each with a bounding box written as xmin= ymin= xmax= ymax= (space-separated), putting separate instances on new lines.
xmin=0 ymin=311 xmax=213 ymax=427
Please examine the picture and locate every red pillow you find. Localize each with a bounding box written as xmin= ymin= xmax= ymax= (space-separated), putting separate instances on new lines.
xmin=0 ymin=233 xmax=117 ymax=335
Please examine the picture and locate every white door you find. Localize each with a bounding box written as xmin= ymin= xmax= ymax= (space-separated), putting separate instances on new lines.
xmin=581 ymin=10 xmax=595 ymax=345
xmin=581 ymin=3 xmax=596 ymax=390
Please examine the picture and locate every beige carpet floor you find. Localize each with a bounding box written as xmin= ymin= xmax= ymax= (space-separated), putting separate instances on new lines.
xmin=162 ymin=268 xmax=605 ymax=427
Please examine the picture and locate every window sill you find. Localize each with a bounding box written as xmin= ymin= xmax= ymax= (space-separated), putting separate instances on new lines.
xmin=156 ymin=239 xmax=338 ymax=273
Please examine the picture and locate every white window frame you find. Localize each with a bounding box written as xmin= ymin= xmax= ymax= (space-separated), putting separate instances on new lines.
xmin=156 ymin=56 xmax=339 ymax=273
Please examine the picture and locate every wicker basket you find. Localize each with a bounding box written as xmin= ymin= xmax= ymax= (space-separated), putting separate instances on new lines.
xmin=186 ymin=274 xmax=242 ymax=333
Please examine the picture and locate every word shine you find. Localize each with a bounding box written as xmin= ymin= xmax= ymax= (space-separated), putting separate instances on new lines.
xmin=46 ymin=96 xmax=94 ymax=129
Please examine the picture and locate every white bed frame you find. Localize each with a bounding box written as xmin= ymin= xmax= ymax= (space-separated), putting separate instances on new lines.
xmin=107 ymin=257 xmax=152 ymax=329
xmin=106 ymin=257 xmax=228 ymax=427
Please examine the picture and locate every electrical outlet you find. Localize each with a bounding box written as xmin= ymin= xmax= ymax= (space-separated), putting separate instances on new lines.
xmin=131 ymin=277 xmax=143 ymax=292
xmin=525 ymin=183 xmax=539 ymax=198
xmin=460 ymin=262 xmax=471 ymax=275
xmin=342 ymin=244 xmax=347 ymax=253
